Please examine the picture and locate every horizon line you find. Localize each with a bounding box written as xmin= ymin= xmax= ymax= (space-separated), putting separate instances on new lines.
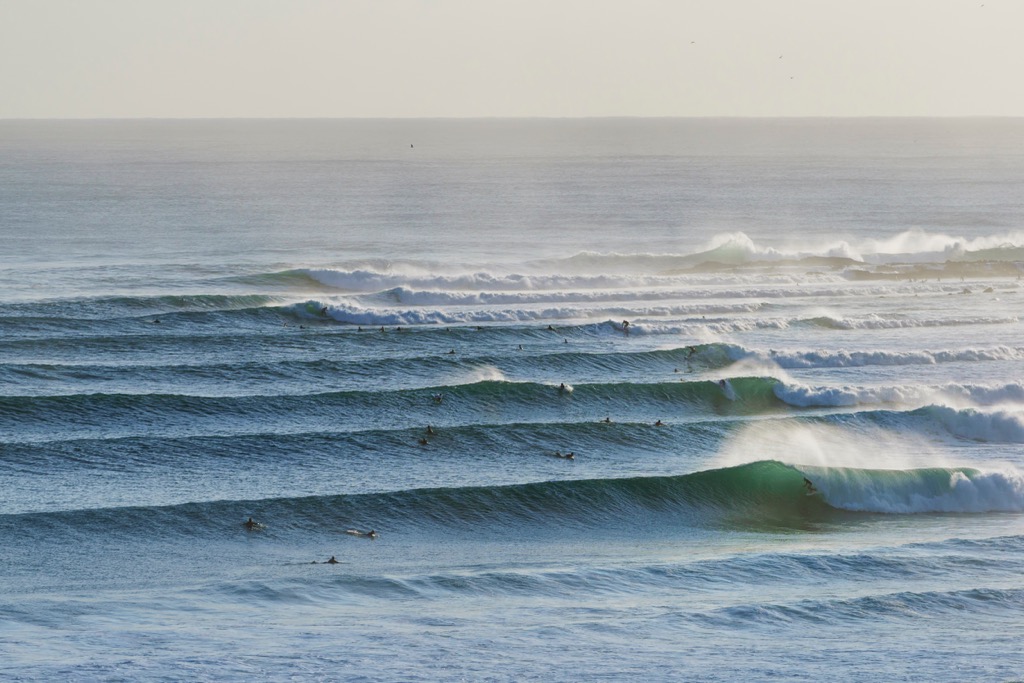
xmin=4 ymin=114 xmax=1024 ymax=122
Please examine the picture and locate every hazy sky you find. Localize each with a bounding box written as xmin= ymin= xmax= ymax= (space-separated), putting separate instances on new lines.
xmin=2 ymin=0 xmax=1022 ymax=118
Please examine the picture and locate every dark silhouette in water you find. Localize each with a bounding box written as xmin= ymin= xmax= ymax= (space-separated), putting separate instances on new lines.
xmin=347 ymin=529 xmax=378 ymax=539
xmin=243 ymin=517 xmax=260 ymax=530
xmin=326 ymin=556 xmax=339 ymax=564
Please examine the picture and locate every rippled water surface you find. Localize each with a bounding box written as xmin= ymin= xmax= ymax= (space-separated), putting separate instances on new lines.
xmin=3 ymin=119 xmax=1024 ymax=681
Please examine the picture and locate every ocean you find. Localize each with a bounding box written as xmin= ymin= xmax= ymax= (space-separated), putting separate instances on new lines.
xmin=2 ymin=118 xmax=1024 ymax=681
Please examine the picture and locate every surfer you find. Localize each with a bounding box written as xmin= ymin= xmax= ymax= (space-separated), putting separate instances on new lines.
xmin=547 ymin=325 xmax=555 ymax=331
xmin=326 ymin=556 xmax=339 ymax=564
xmin=243 ymin=517 xmax=260 ymax=530
xmin=654 ymin=419 xmax=664 ymax=427
xmin=426 ymin=425 xmax=435 ymax=435
xmin=559 ymin=383 xmax=566 ymax=392
xmin=602 ymin=416 xmax=611 ymax=423
xmin=803 ymin=477 xmax=818 ymax=495
xmin=418 ymin=437 xmax=428 ymax=446
xmin=447 ymin=349 xmax=456 ymax=354
xmin=320 ymin=306 xmax=328 ymax=316
xmin=432 ymin=393 xmax=443 ymax=403
xmin=347 ymin=529 xmax=378 ymax=539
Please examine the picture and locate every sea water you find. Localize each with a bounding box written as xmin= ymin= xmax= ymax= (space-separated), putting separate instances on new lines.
xmin=2 ymin=118 xmax=1024 ymax=681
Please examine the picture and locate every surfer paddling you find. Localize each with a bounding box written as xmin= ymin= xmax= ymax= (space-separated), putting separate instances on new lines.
xmin=346 ymin=529 xmax=378 ymax=539
xmin=243 ymin=517 xmax=262 ymax=531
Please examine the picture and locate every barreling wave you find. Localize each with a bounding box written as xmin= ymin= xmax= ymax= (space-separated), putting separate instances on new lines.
xmin=293 ymin=268 xmax=671 ymax=293
xmin=305 ymin=301 xmax=772 ymax=327
xmin=919 ymin=405 xmax=1024 ymax=444
xmin=773 ymin=381 xmax=1024 ymax=409
xmin=359 ymin=286 xmax=771 ymax=310
xmin=802 ymin=313 xmax=1017 ymax=330
xmin=802 ymin=464 xmax=1024 ymax=514
xmin=721 ymin=343 xmax=1024 ymax=369
xmin=692 ymin=229 xmax=1024 ymax=267
xmin=5 ymin=461 xmax=1021 ymax=541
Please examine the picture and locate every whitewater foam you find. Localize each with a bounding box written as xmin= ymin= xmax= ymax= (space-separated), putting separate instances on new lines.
xmin=810 ymin=465 xmax=1024 ymax=514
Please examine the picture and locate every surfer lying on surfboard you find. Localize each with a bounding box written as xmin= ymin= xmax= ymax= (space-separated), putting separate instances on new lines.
xmin=346 ymin=529 xmax=378 ymax=539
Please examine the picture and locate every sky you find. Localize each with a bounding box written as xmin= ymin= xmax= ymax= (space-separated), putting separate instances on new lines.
xmin=1 ymin=0 xmax=1022 ymax=118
